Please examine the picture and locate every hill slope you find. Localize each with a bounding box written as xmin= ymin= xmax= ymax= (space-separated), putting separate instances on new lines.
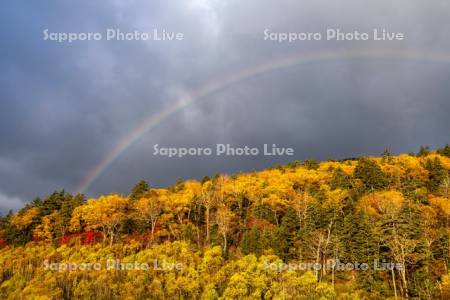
xmin=1 ymin=146 xmax=450 ymax=299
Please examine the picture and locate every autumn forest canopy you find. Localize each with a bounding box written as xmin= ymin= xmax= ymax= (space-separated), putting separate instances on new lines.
xmin=0 ymin=145 xmax=448 ymax=299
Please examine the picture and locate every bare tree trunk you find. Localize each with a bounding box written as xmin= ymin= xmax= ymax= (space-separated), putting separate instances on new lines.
xmin=322 ymin=220 xmax=334 ymax=277
xmin=151 ymin=219 xmax=157 ymax=241
xmin=109 ymin=231 xmax=114 ymax=247
xmin=223 ymin=233 xmax=227 ymax=253
xmin=206 ymin=207 xmax=210 ymax=244
xmin=102 ymin=227 xmax=108 ymax=247
xmin=331 ymin=258 xmax=335 ymax=288
xmin=400 ymin=246 xmax=409 ymax=298
xmin=392 ymin=268 xmax=398 ymax=300
xmin=315 ymin=238 xmax=322 ymax=282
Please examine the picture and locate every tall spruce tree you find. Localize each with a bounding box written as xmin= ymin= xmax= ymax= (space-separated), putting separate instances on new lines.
xmin=129 ymin=180 xmax=150 ymax=202
xmin=424 ymin=158 xmax=446 ymax=193
xmin=354 ymin=158 xmax=388 ymax=191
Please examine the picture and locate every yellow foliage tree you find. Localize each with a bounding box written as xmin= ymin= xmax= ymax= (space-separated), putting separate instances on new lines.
xmin=359 ymin=191 xmax=404 ymax=219
xmin=11 ymin=207 xmax=40 ymax=230
xmin=70 ymin=194 xmax=128 ymax=246
xmin=216 ymin=204 xmax=234 ymax=253
xmin=134 ymin=191 xmax=164 ymax=241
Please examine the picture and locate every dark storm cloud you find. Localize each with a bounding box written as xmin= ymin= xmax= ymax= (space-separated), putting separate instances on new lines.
xmin=0 ymin=0 xmax=449 ymax=212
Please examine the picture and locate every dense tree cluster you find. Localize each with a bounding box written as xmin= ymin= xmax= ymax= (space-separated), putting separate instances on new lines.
xmin=0 ymin=146 xmax=450 ymax=299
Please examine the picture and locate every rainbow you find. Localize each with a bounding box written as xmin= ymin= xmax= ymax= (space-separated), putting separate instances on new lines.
xmin=75 ymin=48 xmax=450 ymax=194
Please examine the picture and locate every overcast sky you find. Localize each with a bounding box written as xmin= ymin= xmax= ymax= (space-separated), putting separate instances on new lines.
xmin=1 ymin=0 xmax=449 ymax=212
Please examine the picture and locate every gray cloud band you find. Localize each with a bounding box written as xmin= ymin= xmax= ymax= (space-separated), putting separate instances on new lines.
xmin=0 ymin=0 xmax=449 ymax=212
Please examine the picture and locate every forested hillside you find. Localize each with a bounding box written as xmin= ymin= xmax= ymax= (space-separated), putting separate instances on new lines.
xmin=1 ymin=146 xmax=450 ymax=299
